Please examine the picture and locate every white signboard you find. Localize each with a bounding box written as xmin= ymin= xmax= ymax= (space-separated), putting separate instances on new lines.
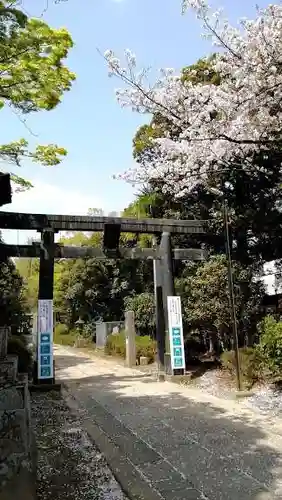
xmin=167 ymin=296 xmax=186 ymax=371
xmin=37 ymin=300 xmax=54 ymax=379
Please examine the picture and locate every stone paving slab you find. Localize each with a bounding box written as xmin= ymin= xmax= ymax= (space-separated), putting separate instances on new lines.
xmin=83 ymin=398 xmax=161 ymax=466
xmin=65 ymin=389 xmax=202 ymax=500
xmin=55 ymin=346 xmax=282 ymax=500
xmin=139 ymin=460 xmax=192 ymax=492
xmin=64 ymin=387 xmax=202 ymax=500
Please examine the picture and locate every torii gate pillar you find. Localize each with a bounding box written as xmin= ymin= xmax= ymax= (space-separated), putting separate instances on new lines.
xmin=160 ymin=232 xmax=175 ymax=374
xmin=33 ymin=229 xmax=56 ymax=385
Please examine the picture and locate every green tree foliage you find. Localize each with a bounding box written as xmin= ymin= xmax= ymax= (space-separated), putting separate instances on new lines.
xmin=15 ymin=239 xmax=39 ymax=311
xmin=0 ymin=1 xmax=75 ymax=188
xmin=0 ymin=239 xmax=30 ymax=332
xmin=121 ymin=193 xmax=156 ymax=248
xmin=181 ymin=54 xmax=221 ymax=86
xmin=125 ymin=293 xmax=155 ymax=336
xmin=176 ymin=255 xmax=265 ymax=354
xmin=16 ymin=224 xmax=154 ymax=328
xmin=54 ymin=256 xmax=153 ymax=327
xmin=16 ymin=195 xmax=266 ymax=357
xmin=258 ymin=316 xmax=282 ymax=381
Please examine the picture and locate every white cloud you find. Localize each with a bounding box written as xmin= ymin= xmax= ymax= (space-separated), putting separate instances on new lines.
xmin=1 ymin=179 xmax=105 ymax=244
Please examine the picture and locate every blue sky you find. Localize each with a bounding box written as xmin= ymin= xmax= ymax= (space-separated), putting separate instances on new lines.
xmin=2 ymin=0 xmax=269 ymax=244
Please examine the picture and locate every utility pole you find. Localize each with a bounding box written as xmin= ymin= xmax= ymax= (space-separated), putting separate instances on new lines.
xmin=207 ymin=187 xmax=242 ymax=391
xmin=223 ymin=200 xmax=242 ymax=391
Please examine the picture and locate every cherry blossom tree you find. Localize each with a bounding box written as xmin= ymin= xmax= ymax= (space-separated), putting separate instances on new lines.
xmin=104 ymin=1 xmax=282 ymax=198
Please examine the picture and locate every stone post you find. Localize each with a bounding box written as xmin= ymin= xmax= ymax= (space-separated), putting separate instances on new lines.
xmin=125 ymin=311 xmax=136 ymax=368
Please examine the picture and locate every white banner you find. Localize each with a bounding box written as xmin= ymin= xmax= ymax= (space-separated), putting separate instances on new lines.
xmin=167 ymin=296 xmax=186 ymax=371
xmin=37 ymin=299 xmax=54 ymax=379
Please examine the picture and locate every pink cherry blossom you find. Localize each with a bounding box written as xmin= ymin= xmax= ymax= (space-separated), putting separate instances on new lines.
xmin=104 ymin=2 xmax=282 ymax=197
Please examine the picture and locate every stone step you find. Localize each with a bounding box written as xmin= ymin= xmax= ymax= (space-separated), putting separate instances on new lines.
xmin=0 ymin=459 xmax=37 ymax=500
xmin=0 ymin=386 xmax=24 ymax=411
xmin=0 ymin=368 xmax=36 ymax=500
xmin=0 ymin=355 xmax=19 ymax=383
xmin=0 ymin=409 xmax=28 ymax=459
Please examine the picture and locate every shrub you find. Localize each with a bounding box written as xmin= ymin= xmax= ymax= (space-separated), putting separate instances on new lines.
xmin=54 ymin=323 xmax=68 ymax=336
xmin=105 ymin=331 xmax=126 ymax=358
xmin=136 ymin=335 xmax=156 ymax=364
xmin=83 ymin=321 xmax=96 ymax=339
xmin=105 ymin=331 xmax=156 ymax=364
xmin=221 ymin=347 xmax=262 ymax=388
xmin=258 ymin=316 xmax=282 ymax=381
xmin=7 ymin=336 xmax=32 ymax=374
xmin=124 ymin=293 xmax=155 ymax=336
xmin=54 ymin=324 xmax=77 ymax=346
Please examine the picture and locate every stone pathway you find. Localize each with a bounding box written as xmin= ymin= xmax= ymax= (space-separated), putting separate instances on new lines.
xmin=55 ymin=345 xmax=282 ymax=500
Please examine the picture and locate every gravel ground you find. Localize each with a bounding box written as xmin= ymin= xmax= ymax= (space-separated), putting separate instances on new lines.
xmin=31 ymin=390 xmax=128 ymax=500
xmin=245 ymin=385 xmax=282 ymax=416
xmin=191 ymin=369 xmax=235 ymax=398
xmin=191 ymin=368 xmax=282 ymax=417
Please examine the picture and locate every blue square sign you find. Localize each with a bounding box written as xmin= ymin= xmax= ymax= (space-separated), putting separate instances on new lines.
xmin=172 ymin=327 xmax=181 ymax=336
xmin=173 ymin=347 xmax=183 ymax=357
xmin=174 ymin=357 xmax=183 ymax=367
xmin=40 ymin=366 xmax=51 ymax=378
xmin=173 ymin=337 xmax=181 ymax=346
xmin=40 ymin=344 xmax=50 ymax=355
xmin=41 ymin=355 xmax=51 ymax=366
xmin=40 ymin=333 xmax=50 ymax=343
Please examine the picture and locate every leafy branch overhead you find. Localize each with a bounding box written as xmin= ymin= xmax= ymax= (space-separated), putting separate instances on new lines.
xmin=0 ymin=1 xmax=75 ymax=187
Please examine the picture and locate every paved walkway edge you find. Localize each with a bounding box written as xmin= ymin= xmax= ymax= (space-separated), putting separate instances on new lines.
xmin=62 ymin=384 xmax=163 ymax=500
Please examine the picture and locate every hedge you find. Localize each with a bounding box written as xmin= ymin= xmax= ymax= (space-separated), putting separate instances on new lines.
xmin=105 ymin=331 xmax=156 ymax=364
xmin=221 ymin=347 xmax=262 ymax=388
xmin=53 ymin=323 xmax=77 ymax=346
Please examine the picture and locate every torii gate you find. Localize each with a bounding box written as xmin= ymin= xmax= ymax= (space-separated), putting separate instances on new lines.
xmin=0 ymin=211 xmax=206 ymax=385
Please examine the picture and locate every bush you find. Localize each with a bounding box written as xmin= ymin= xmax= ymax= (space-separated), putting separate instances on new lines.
xmin=136 ymin=335 xmax=156 ymax=364
xmin=7 ymin=335 xmax=32 ymax=374
xmin=258 ymin=316 xmax=282 ymax=381
xmin=54 ymin=323 xmax=68 ymax=336
xmin=82 ymin=321 xmax=96 ymax=340
xmin=54 ymin=324 xmax=77 ymax=346
xmin=124 ymin=293 xmax=155 ymax=336
xmin=221 ymin=347 xmax=262 ymax=388
xmin=105 ymin=331 xmax=126 ymax=358
xmin=105 ymin=331 xmax=156 ymax=364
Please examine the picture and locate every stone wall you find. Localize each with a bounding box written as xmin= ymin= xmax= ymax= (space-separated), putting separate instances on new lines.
xmin=0 ymin=327 xmax=37 ymax=499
